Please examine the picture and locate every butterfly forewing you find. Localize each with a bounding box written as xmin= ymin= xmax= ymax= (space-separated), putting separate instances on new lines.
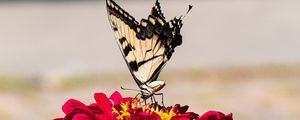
xmin=106 ymin=0 xmax=169 ymax=85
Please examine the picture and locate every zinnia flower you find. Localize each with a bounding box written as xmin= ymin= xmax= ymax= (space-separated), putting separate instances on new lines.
xmin=55 ymin=91 xmax=233 ymax=120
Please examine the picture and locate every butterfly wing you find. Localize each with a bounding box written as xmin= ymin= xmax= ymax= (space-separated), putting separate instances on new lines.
xmin=106 ymin=0 xmax=183 ymax=87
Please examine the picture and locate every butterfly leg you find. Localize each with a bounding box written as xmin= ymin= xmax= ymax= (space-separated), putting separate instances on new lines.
xmin=139 ymin=96 xmax=147 ymax=105
xmin=141 ymin=97 xmax=147 ymax=105
xmin=154 ymin=93 xmax=164 ymax=106
xmin=155 ymin=96 xmax=158 ymax=103
xmin=150 ymin=96 xmax=154 ymax=103
xmin=135 ymin=92 xmax=148 ymax=105
xmin=150 ymin=96 xmax=155 ymax=104
xmin=134 ymin=92 xmax=141 ymax=99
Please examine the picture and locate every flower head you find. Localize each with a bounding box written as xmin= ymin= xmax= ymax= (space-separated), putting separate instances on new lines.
xmin=55 ymin=91 xmax=233 ymax=120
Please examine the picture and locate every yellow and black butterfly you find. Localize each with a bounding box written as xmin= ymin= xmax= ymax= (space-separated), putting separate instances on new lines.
xmin=106 ymin=0 xmax=192 ymax=102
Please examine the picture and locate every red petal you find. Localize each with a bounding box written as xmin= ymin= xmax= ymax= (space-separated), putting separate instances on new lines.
xmin=63 ymin=110 xmax=99 ymax=120
xmin=178 ymin=105 xmax=189 ymax=114
xmin=137 ymin=112 xmax=161 ymax=120
xmin=171 ymin=113 xmax=199 ymax=120
xmin=94 ymin=93 xmax=112 ymax=115
xmin=123 ymin=97 xmax=134 ymax=103
xmin=98 ymin=114 xmax=118 ymax=120
xmin=225 ymin=113 xmax=233 ymax=120
xmin=197 ymin=110 xmax=231 ymax=120
xmin=62 ymin=99 xmax=90 ymax=114
xmin=88 ymin=103 xmax=103 ymax=114
xmin=72 ymin=114 xmax=93 ymax=120
xmin=109 ymin=91 xmax=123 ymax=105
xmin=171 ymin=116 xmax=190 ymax=120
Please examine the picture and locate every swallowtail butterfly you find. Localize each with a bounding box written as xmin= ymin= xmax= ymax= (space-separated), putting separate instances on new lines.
xmin=106 ymin=0 xmax=191 ymax=101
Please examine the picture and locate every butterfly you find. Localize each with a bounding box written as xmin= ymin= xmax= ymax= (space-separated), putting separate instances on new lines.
xmin=106 ymin=0 xmax=192 ymax=101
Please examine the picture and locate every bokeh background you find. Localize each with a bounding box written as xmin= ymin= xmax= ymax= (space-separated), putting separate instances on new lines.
xmin=0 ymin=0 xmax=300 ymax=119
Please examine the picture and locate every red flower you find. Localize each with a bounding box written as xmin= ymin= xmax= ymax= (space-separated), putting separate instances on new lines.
xmin=55 ymin=91 xmax=129 ymax=120
xmin=55 ymin=91 xmax=233 ymax=120
xmin=196 ymin=111 xmax=233 ymax=120
xmin=61 ymin=99 xmax=99 ymax=120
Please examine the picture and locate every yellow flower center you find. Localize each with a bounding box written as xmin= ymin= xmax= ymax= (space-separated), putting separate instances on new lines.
xmin=112 ymin=96 xmax=181 ymax=120
xmin=156 ymin=111 xmax=176 ymax=120
xmin=117 ymin=103 xmax=131 ymax=120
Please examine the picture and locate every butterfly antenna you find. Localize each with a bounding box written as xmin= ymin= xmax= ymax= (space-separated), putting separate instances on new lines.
xmin=120 ymin=86 xmax=141 ymax=92
xmin=182 ymin=5 xmax=193 ymax=20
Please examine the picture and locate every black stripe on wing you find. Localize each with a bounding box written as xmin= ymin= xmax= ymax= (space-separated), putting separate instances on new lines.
xmin=118 ymin=37 xmax=135 ymax=57
xmin=118 ymin=37 xmax=142 ymax=85
xmin=128 ymin=61 xmax=139 ymax=71
xmin=119 ymin=37 xmax=126 ymax=45
xmin=137 ymin=55 xmax=163 ymax=67
xmin=106 ymin=0 xmax=139 ymax=31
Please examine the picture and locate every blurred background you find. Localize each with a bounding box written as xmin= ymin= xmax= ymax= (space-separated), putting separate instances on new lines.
xmin=0 ymin=0 xmax=300 ymax=119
